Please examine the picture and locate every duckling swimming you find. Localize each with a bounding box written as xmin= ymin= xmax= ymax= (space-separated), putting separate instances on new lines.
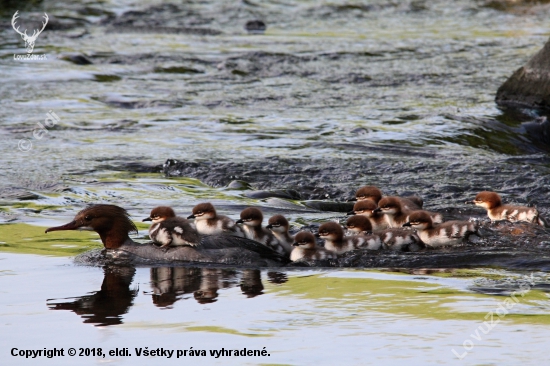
xmin=471 ymin=191 xmax=546 ymax=227
xmin=237 ymin=207 xmax=287 ymax=255
xmin=346 ymin=215 xmax=422 ymax=251
xmin=403 ymin=211 xmax=478 ymax=247
xmin=318 ymin=221 xmax=382 ymax=254
xmin=266 ymin=214 xmax=293 ymax=256
xmin=290 ymin=231 xmax=336 ymax=261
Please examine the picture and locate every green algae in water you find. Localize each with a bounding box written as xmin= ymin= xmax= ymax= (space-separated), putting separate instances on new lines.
xmin=0 ymin=223 xmax=102 ymax=256
xmin=0 ymin=221 xmax=156 ymax=256
xmin=271 ymin=273 xmax=550 ymax=325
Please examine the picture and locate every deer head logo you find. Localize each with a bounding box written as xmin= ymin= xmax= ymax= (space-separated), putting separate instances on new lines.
xmin=12 ymin=11 xmax=49 ymax=54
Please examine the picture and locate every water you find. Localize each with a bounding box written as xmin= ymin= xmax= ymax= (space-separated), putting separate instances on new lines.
xmin=1 ymin=0 xmax=550 ymax=364
xmin=2 ymin=252 xmax=550 ymax=365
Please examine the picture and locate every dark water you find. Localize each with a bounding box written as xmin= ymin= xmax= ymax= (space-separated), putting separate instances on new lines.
xmin=1 ymin=0 xmax=550 ymax=364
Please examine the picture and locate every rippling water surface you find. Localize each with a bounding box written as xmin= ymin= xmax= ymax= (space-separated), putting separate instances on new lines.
xmin=1 ymin=0 xmax=550 ymax=364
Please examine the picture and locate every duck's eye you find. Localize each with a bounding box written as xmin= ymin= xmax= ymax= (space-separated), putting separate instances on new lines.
xmin=197 ymin=211 xmax=203 ymax=215
xmin=272 ymin=223 xmax=280 ymax=227
xmin=84 ymin=215 xmax=92 ymax=221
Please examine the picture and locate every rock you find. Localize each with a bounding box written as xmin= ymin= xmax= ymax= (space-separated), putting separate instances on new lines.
xmin=62 ymin=54 xmax=92 ymax=65
xmin=496 ymin=37 xmax=550 ymax=109
xmin=244 ymin=189 xmax=301 ymax=200
xmin=244 ymin=20 xmax=266 ymax=34
xmin=523 ymin=117 xmax=550 ymax=145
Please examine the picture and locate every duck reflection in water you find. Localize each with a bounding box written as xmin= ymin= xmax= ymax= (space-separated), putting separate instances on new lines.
xmin=149 ymin=267 xmax=203 ymax=307
xmin=48 ymin=267 xmax=288 ymax=326
xmin=240 ymin=269 xmax=264 ymax=298
xmin=47 ymin=266 xmax=138 ymax=326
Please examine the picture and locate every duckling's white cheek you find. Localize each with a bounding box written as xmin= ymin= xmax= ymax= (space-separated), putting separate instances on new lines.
xmin=78 ymin=226 xmax=94 ymax=231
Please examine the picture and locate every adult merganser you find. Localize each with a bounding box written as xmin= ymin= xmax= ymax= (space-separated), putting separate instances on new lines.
xmin=45 ymin=204 xmax=288 ymax=266
xmin=187 ymin=202 xmax=244 ymax=236
xmin=403 ymin=211 xmax=478 ymax=247
xmin=374 ymin=196 xmax=443 ymax=228
xmin=266 ymin=214 xmax=293 ymax=255
xmin=290 ymin=231 xmax=336 ymax=261
xmin=236 ymin=207 xmax=287 ymax=255
xmin=345 ymin=215 xmax=423 ymax=251
xmin=143 ymin=206 xmax=199 ymax=248
xmin=351 ymin=185 xmax=423 ymax=210
xmin=470 ymin=191 xmax=546 ymax=227
xmin=318 ymin=221 xmax=382 ymax=254
xmin=346 ymin=199 xmax=389 ymax=230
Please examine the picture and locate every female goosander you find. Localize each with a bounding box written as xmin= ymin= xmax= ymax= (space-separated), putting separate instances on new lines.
xmin=143 ymin=206 xmax=199 ymax=248
xmin=266 ymin=214 xmax=294 ymax=255
xmin=236 ymin=207 xmax=287 ymax=255
xmin=471 ymin=191 xmax=546 ymax=227
xmin=374 ymin=196 xmax=443 ymax=228
xmin=318 ymin=221 xmax=382 ymax=254
xmin=187 ymin=202 xmax=245 ymax=237
xmin=346 ymin=215 xmax=423 ymax=251
xmin=45 ymin=204 xmax=288 ymax=266
xmin=352 ymin=185 xmax=423 ymax=210
xmin=403 ymin=211 xmax=478 ymax=247
xmin=347 ymin=199 xmax=389 ymax=230
xmin=290 ymin=231 xmax=336 ymax=261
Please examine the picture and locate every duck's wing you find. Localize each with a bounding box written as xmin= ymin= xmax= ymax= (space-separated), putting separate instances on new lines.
xmin=199 ymin=234 xmax=290 ymax=263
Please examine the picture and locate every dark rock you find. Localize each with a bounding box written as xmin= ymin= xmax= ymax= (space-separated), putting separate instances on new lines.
xmin=496 ymin=36 xmax=550 ymax=109
xmin=245 ymin=189 xmax=301 ymax=200
xmin=226 ymin=180 xmax=251 ymax=190
xmin=303 ymin=200 xmax=354 ymax=213
xmin=523 ymin=117 xmax=550 ymax=145
xmin=245 ymin=20 xmax=266 ymax=34
xmin=62 ymin=54 xmax=93 ymax=65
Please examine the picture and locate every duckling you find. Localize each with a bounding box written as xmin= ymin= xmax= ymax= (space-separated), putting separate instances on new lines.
xmin=375 ymin=196 xmax=443 ymax=228
xmin=290 ymin=231 xmax=336 ymax=261
xmin=403 ymin=211 xmax=478 ymax=247
xmin=347 ymin=199 xmax=389 ymax=230
xmin=346 ymin=215 xmax=422 ymax=251
xmin=266 ymin=214 xmax=293 ymax=255
xmin=471 ymin=191 xmax=546 ymax=227
xmin=237 ymin=207 xmax=287 ymax=255
xmin=143 ymin=206 xmax=199 ymax=248
xmin=352 ymin=185 xmax=423 ymax=210
xmin=318 ymin=221 xmax=382 ymax=254
xmin=187 ymin=202 xmax=244 ymax=236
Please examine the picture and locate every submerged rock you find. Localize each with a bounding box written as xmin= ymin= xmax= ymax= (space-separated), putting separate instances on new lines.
xmin=496 ymin=36 xmax=550 ymax=109
xmin=244 ymin=20 xmax=266 ymax=34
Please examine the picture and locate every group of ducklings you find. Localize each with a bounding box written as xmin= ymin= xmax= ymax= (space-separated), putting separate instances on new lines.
xmin=143 ymin=186 xmax=546 ymax=262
